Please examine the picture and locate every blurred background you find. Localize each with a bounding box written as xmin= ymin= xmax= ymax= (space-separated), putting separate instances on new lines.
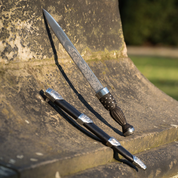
xmin=119 ymin=0 xmax=178 ymax=100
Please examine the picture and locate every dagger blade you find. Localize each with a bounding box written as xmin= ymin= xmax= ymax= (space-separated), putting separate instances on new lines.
xmin=43 ymin=9 xmax=103 ymax=93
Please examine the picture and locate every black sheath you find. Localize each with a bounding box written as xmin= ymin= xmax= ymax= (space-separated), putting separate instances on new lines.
xmin=44 ymin=88 xmax=146 ymax=170
xmin=47 ymin=95 xmax=134 ymax=163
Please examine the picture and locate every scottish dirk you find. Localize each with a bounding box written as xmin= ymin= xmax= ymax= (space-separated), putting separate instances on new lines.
xmin=43 ymin=9 xmax=134 ymax=136
xmin=44 ymin=88 xmax=146 ymax=170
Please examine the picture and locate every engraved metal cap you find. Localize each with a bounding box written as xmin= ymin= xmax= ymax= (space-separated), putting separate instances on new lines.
xmin=124 ymin=127 xmax=135 ymax=136
xmin=77 ymin=113 xmax=93 ymax=125
xmin=106 ymin=137 xmax=121 ymax=147
xmin=132 ymin=156 xmax=147 ymax=170
xmin=45 ymin=88 xmax=63 ymax=102
xmin=96 ymin=87 xmax=110 ymax=99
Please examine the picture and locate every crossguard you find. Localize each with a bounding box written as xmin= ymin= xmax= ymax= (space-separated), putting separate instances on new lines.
xmin=97 ymin=88 xmax=134 ymax=136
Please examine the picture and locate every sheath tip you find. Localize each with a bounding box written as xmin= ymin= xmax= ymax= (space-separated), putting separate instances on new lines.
xmin=132 ymin=156 xmax=147 ymax=170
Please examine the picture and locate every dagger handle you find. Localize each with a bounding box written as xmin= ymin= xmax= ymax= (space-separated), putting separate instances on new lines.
xmin=99 ymin=92 xmax=134 ymax=136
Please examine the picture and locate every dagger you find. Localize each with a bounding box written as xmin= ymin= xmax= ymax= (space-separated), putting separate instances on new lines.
xmin=43 ymin=9 xmax=134 ymax=136
xmin=44 ymin=88 xmax=146 ymax=170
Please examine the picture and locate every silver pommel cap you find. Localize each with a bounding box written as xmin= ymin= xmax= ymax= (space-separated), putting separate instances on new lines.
xmin=124 ymin=127 xmax=135 ymax=136
xmin=96 ymin=87 xmax=110 ymax=99
xmin=45 ymin=88 xmax=63 ymax=102
xmin=132 ymin=156 xmax=147 ymax=170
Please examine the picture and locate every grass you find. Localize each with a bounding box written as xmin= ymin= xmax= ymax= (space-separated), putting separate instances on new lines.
xmin=130 ymin=55 xmax=178 ymax=101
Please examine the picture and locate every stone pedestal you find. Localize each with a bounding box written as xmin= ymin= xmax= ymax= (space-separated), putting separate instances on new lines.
xmin=0 ymin=1 xmax=178 ymax=178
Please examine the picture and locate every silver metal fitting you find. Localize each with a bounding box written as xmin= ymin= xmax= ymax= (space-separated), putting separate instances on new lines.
xmin=132 ymin=156 xmax=147 ymax=170
xmin=106 ymin=137 xmax=121 ymax=147
xmin=77 ymin=113 xmax=93 ymax=125
xmin=45 ymin=88 xmax=63 ymax=102
xmin=96 ymin=87 xmax=110 ymax=99
xmin=124 ymin=127 xmax=135 ymax=136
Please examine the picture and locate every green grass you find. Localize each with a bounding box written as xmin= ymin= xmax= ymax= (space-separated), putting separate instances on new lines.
xmin=130 ymin=55 xmax=178 ymax=101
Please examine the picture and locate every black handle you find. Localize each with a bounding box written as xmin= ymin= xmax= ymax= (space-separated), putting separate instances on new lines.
xmin=99 ymin=92 xmax=134 ymax=136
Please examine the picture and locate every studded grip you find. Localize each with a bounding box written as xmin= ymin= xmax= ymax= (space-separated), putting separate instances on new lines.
xmin=99 ymin=92 xmax=134 ymax=136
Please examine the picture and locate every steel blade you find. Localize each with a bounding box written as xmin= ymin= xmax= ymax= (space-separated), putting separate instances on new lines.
xmin=43 ymin=9 xmax=104 ymax=93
